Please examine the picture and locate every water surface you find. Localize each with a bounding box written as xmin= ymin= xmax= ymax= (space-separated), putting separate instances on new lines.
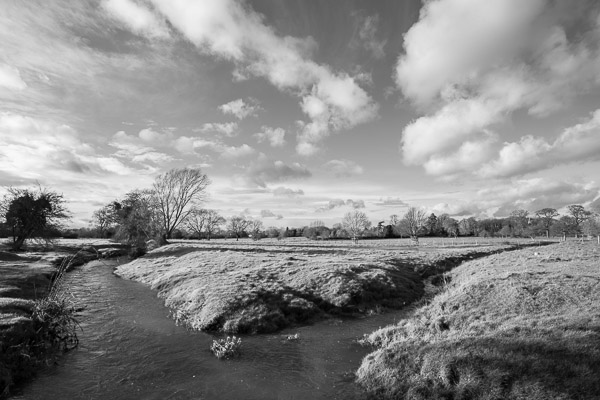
xmin=15 ymin=259 xmax=408 ymax=399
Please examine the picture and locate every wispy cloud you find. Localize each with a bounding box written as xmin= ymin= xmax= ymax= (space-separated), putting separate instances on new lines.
xmin=243 ymin=156 xmax=311 ymax=187
xmin=148 ymin=0 xmax=378 ymax=156
xmin=273 ymin=186 xmax=304 ymax=198
xmin=102 ymin=0 xmax=171 ymax=39
xmin=0 ymin=64 xmax=27 ymax=90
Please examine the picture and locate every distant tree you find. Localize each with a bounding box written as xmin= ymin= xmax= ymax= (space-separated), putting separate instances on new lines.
xmin=185 ymin=208 xmax=208 ymax=239
xmin=567 ymin=205 xmax=592 ymax=233
xmin=113 ymin=190 xmax=161 ymax=247
xmin=509 ymin=209 xmax=529 ymax=237
xmin=248 ymin=219 xmax=264 ymax=240
xmin=401 ymin=207 xmax=427 ymax=243
xmin=152 ymin=168 xmax=211 ymax=241
xmin=425 ymin=213 xmax=438 ymax=236
xmin=227 ymin=216 xmax=249 ymax=241
xmin=440 ymin=214 xmax=459 ymax=238
xmin=550 ymin=216 xmax=578 ymax=237
xmin=535 ymin=208 xmax=559 ymax=238
xmin=342 ymin=210 xmax=371 ymax=243
xmin=458 ymin=217 xmax=478 ymax=236
xmin=582 ymin=213 xmax=600 ymax=237
xmin=92 ymin=203 xmax=119 ymax=237
xmin=309 ymin=220 xmax=325 ymax=228
xmin=1 ymin=186 xmax=70 ymax=251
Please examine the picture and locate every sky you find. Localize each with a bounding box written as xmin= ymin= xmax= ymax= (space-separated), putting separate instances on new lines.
xmin=1 ymin=0 xmax=600 ymax=228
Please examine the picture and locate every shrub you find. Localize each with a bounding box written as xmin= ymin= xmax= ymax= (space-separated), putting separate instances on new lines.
xmin=210 ymin=336 xmax=242 ymax=359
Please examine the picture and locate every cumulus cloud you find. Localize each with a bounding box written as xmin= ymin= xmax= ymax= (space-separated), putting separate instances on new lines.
xmin=102 ymin=0 xmax=170 ymax=39
xmin=323 ymin=159 xmax=364 ymax=178
xmin=430 ymin=202 xmax=482 ymax=217
xmin=397 ymin=0 xmax=600 ymax=178
xmin=315 ymin=198 xmax=365 ymax=212
xmin=254 ymin=126 xmax=285 ymax=147
xmin=479 ymin=109 xmax=600 ymax=178
xmin=273 ymin=186 xmax=304 ymax=197
xmin=0 ymin=64 xmax=27 ymax=90
xmin=219 ymin=98 xmax=260 ymax=120
xmin=199 ymin=122 xmax=238 ymax=137
xmin=244 ymin=156 xmax=311 ymax=187
xmin=148 ymin=0 xmax=378 ymax=155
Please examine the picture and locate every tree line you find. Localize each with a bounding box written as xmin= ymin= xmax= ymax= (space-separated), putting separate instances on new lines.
xmin=2 ymin=167 xmax=599 ymax=251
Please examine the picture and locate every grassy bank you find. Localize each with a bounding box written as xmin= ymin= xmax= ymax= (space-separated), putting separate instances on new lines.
xmin=356 ymin=241 xmax=600 ymax=399
xmin=114 ymin=239 xmax=528 ymax=334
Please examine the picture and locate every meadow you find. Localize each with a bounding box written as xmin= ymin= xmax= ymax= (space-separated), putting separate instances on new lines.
xmin=356 ymin=240 xmax=600 ymax=399
xmin=114 ymin=237 xmax=535 ymax=334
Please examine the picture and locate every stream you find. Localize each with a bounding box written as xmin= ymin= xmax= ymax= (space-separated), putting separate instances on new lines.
xmin=14 ymin=258 xmax=409 ymax=399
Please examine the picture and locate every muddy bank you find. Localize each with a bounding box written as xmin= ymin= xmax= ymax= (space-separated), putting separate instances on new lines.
xmin=114 ymin=241 xmax=526 ymax=334
xmin=356 ymin=241 xmax=600 ymax=400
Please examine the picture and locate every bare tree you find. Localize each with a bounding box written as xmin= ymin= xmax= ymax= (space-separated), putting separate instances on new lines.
xmin=535 ymin=208 xmax=558 ymax=238
xmin=185 ymin=208 xmax=208 ymax=239
xmin=204 ymin=210 xmax=225 ymax=240
xmin=92 ymin=203 xmax=119 ymax=237
xmin=227 ymin=216 xmax=249 ymax=241
xmin=402 ymin=207 xmax=427 ymax=244
xmin=567 ymin=204 xmax=592 ymax=233
xmin=248 ymin=219 xmax=264 ymax=240
xmin=342 ymin=210 xmax=371 ymax=244
xmin=152 ymin=168 xmax=211 ymax=240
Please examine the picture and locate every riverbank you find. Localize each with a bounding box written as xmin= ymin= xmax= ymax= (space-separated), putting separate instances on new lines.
xmin=0 ymin=240 xmax=128 ymax=398
xmin=356 ymin=241 xmax=600 ymax=399
xmin=114 ymin=239 xmax=531 ymax=334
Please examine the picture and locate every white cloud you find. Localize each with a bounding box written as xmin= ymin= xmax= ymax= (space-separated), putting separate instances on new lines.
xmin=219 ymin=98 xmax=260 ymax=120
xmin=358 ymin=14 xmax=386 ymax=59
xmin=219 ymin=143 xmax=255 ymax=159
xmin=244 ymin=156 xmax=311 ymax=187
xmin=323 ymin=159 xmax=364 ymax=178
xmin=373 ymin=197 xmax=408 ymax=207
xmin=109 ymin=130 xmax=174 ymax=165
xmin=0 ymin=113 xmax=137 ymax=181
xmin=254 ymin=126 xmax=285 ymax=147
xmin=430 ymin=202 xmax=482 ymax=217
xmin=315 ymin=198 xmax=365 ymax=212
xmin=479 ymin=178 xmax=599 ymax=215
xmin=102 ymin=0 xmax=170 ymax=39
xmin=149 ymin=0 xmax=378 ymax=154
xmin=273 ymin=186 xmax=304 ymax=197
xmin=477 ymin=108 xmax=600 ymax=178
xmin=200 ymin=122 xmax=238 ymax=137
xmin=0 ymin=64 xmax=27 ymax=90
xmin=397 ymin=0 xmax=600 ymax=178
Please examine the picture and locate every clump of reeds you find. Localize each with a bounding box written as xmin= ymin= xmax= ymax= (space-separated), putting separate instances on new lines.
xmin=210 ymin=336 xmax=242 ymax=359
xmin=31 ymin=251 xmax=81 ymax=352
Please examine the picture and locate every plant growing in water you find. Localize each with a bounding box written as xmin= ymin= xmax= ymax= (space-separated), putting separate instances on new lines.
xmin=210 ymin=336 xmax=242 ymax=359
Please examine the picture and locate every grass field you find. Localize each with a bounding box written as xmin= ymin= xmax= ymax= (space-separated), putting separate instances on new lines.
xmin=356 ymin=240 xmax=600 ymax=399
xmin=115 ymin=238 xmax=536 ymax=334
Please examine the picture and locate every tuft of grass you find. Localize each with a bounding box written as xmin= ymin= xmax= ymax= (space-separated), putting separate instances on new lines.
xmin=356 ymin=241 xmax=600 ymax=399
xmin=210 ymin=336 xmax=242 ymax=359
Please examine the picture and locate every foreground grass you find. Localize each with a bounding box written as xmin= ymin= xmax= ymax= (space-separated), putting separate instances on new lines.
xmin=114 ymin=239 xmax=528 ymax=334
xmin=356 ymin=241 xmax=600 ymax=400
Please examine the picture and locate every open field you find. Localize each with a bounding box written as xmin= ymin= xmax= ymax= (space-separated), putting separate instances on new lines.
xmin=356 ymin=240 xmax=600 ymax=399
xmin=114 ymin=238 xmax=542 ymax=334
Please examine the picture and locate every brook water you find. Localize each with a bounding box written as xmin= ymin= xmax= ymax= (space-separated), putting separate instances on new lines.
xmin=15 ymin=259 xmax=408 ymax=399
